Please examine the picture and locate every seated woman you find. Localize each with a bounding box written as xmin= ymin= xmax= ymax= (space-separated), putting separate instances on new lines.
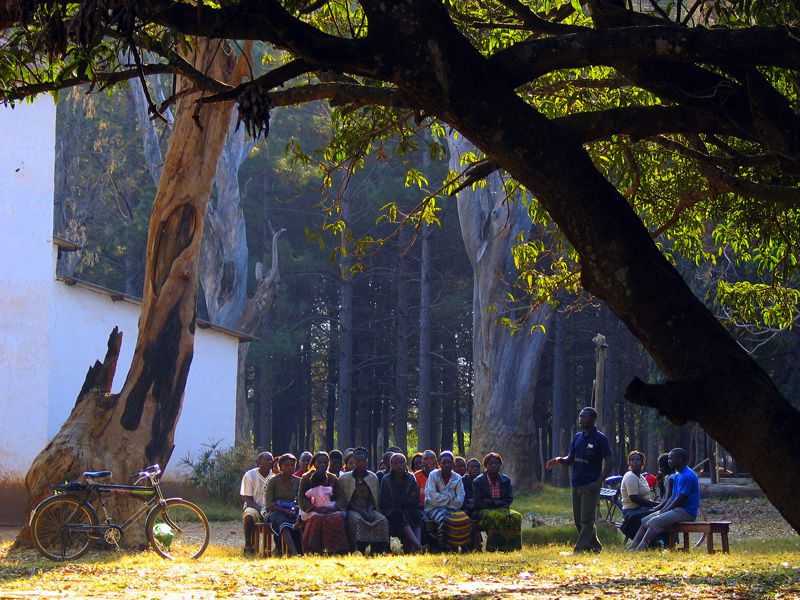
xmin=655 ymin=452 xmax=674 ymax=501
xmin=409 ymin=452 xmax=424 ymax=474
xmin=339 ymin=447 xmax=391 ymax=554
xmin=297 ymin=452 xmax=350 ymax=555
xmin=619 ymin=451 xmax=660 ymax=540
xmin=472 ymin=452 xmax=522 ymax=551
xmin=459 ymin=458 xmax=483 ymax=551
xmin=424 ymin=451 xmax=472 ymax=551
xmin=380 ymin=453 xmax=423 ymax=552
xmin=342 ymin=450 xmax=355 ymax=474
xmin=376 ymin=451 xmax=394 ymax=484
xmin=263 ymin=453 xmax=301 ymax=556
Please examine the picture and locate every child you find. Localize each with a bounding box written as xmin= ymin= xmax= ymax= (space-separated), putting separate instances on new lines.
xmin=300 ymin=469 xmax=341 ymax=520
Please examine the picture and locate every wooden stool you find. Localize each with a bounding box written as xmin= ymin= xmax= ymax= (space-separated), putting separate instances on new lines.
xmin=251 ymin=522 xmax=272 ymax=557
xmin=665 ymin=521 xmax=731 ymax=554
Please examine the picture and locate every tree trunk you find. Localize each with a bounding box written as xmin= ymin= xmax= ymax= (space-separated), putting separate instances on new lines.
xmin=440 ymin=346 xmax=456 ymax=452
xmin=232 ymin=226 xmax=286 ymax=443
xmin=326 ymin=339 xmax=338 ymax=450
xmin=127 ymin=44 xmax=281 ymax=448
xmin=449 ymin=134 xmax=551 ymax=491
xmin=337 ymin=195 xmax=354 ymax=450
xmin=15 ymin=39 xmax=239 ymax=548
xmin=417 ymin=221 xmax=433 ymax=452
xmin=393 ymin=226 xmax=411 ymax=454
xmin=551 ymin=309 xmax=570 ymax=487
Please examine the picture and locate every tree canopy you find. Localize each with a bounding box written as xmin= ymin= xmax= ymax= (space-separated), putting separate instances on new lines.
xmin=3 ymin=0 xmax=800 ymax=532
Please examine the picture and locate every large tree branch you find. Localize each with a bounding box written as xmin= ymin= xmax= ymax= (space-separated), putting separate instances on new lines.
xmin=0 ymin=49 xmax=230 ymax=103
xmin=554 ymin=104 xmax=741 ymax=143
xmin=490 ymin=25 xmax=800 ymax=87
xmin=625 ymin=376 xmax=700 ymax=425
xmin=139 ymin=0 xmax=379 ymax=76
xmin=264 ymin=82 xmax=410 ymax=109
xmin=655 ymin=135 xmax=778 ymax=169
xmin=196 ymin=58 xmax=313 ymax=105
xmin=453 ymin=104 xmax=750 ymax=191
xmin=493 ymin=0 xmax=588 ymax=34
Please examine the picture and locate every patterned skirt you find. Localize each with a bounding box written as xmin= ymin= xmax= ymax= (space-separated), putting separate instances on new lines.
xmin=301 ymin=512 xmax=350 ymax=554
xmin=427 ymin=508 xmax=473 ymax=549
xmin=346 ymin=510 xmax=390 ymax=544
xmin=478 ymin=508 xmax=522 ymax=551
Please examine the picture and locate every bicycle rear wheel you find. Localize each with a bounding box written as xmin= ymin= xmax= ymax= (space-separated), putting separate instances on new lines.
xmin=31 ymin=495 xmax=98 ymax=561
xmin=145 ymin=499 xmax=210 ymax=559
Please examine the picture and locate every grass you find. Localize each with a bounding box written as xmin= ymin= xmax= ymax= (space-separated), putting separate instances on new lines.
xmin=2 ymin=537 xmax=800 ymax=599
xmin=199 ymin=501 xmax=241 ymax=522
xmin=513 ymin=485 xmax=573 ymax=520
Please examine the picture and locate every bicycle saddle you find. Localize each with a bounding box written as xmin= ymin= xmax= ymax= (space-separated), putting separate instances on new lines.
xmin=84 ymin=470 xmax=112 ymax=478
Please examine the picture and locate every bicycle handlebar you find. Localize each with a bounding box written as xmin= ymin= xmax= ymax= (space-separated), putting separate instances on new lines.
xmin=130 ymin=464 xmax=161 ymax=480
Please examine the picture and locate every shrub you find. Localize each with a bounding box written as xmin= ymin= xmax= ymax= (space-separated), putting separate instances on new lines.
xmin=180 ymin=441 xmax=257 ymax=506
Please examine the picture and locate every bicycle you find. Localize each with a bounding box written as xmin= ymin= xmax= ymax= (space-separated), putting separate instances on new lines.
xmin=29 ymin=464 xmax=210 ymax=561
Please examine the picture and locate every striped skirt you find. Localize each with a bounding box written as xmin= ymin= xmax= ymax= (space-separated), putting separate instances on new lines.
xmin=427 ymin=508 xmax=473 ymax=549
xmin=478 ymin=508 xmax=522 ymax=551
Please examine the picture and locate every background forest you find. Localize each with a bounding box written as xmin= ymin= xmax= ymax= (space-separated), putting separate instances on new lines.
xmin=52 ymin=74 xmax=800 ymax=490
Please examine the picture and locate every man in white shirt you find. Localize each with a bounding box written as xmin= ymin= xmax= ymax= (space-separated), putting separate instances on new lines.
xmin=240 ymin=452 xmax=273 ymax=555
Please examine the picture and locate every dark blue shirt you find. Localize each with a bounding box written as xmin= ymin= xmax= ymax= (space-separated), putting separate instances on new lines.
xmin=567 ymin=426 xmax=613 ymax=487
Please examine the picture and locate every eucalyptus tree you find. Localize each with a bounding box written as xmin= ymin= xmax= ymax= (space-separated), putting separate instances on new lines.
xmin=449 ymin=133 xmax=552 ymax=490
xmin=5 ymin=0 xmax=800 ymax=532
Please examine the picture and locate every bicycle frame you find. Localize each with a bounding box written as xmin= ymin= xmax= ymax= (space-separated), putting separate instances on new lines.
xmin=59 ymin=466 xmax=170 ymax=540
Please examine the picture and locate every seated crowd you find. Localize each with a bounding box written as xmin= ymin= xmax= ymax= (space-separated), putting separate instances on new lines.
xmin=240 ymin=447 xmax=523 ymax=556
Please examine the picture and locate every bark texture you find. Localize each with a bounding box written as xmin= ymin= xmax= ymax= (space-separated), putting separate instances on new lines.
xmin=417 ymin=222 xmax=433 ymax=452
xmin=336 ymin=195 xmax=354 ymax=450
xmin=393 ymin=226 xmax=411 ymax=454
xmin=449 ymin=135 xmax=551 ymax=491
xmin=16 ymin=39 xmax=239 ymax=548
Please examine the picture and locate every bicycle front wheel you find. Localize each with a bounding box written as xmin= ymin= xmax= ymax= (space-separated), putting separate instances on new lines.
xmin=145 ymin=499 xmax=210 ymax=559
xmin=31 ymin=495 xmax=98 ymax=561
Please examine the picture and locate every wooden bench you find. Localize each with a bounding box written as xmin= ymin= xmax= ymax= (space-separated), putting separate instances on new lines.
xmin=664 ymin=521 xmax=731 ymax=554
xmin=251 ymin=522 xmax=272 ymax=557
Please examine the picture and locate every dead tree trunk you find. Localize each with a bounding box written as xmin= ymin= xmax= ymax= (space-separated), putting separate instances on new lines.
xmin=449 ymin=134 xmax=552 ymax=491
xmin=15 ymin=39 xmax=240 ymax=548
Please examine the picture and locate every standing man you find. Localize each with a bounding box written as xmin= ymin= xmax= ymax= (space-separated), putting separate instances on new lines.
xmin=546 ymin=407 xmax=613 ymax=553
xmin=240 ymin=451 xmax=273 ymax=555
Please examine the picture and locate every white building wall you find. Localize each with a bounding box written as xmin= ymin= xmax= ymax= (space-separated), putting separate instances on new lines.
xmin=0 ymin=99 xmax=57 ymax=480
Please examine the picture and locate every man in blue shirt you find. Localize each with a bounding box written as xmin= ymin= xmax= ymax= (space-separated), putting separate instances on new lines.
xmin=547 ymin=407 xmax=613 ymax=553
xmin=625 ymin=447 xmax=699 ymax=550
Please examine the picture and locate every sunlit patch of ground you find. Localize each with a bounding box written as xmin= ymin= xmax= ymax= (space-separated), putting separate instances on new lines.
xmin=2 ymin=537 xmax=800 ymax=600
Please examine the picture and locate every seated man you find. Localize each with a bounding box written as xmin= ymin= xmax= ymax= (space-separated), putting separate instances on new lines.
xmin=626 ymin=447 xmax=699 ymax=551
xmin=240 ymin=451 xmax=273 ymax=555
